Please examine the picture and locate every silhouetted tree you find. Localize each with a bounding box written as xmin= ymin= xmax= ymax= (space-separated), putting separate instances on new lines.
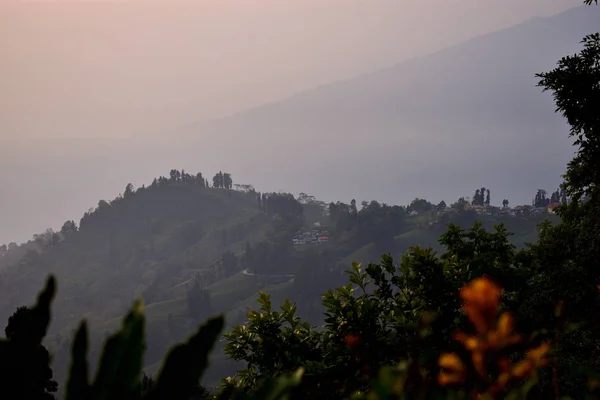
xmin=0 ymin=306 xmax=58 ymax=400
xmin=212 ymin=172 xmax=224 ymax=188
xmin=533 ymin=189 xmax=550 ymax=207
xmin=473 ymin=189 xmax=481 ymax=205
xmin=124 ymin=183 xmax=134 ymax=198
xmin=409 ymin=198 xmax=433 ymax=213
xmin=451 ymin=197 xmax=468 ymax=211
xmin=169 ymin=169 xmax=181 ymax=182
xmin=223 ymin=173 xmax=233 ymax=189
xmin=196 ymin=172 xmax=205 ymax=187
xmin=60 ymin=220 xmax=78 ymax=238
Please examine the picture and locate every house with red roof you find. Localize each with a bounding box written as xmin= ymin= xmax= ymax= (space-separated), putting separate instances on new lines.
xmin=548 ymin=202 xmax=561 ymax=214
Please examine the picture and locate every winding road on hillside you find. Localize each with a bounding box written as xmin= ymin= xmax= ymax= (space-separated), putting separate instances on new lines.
xmin=241 ymin=269 xmax=295 ymax=283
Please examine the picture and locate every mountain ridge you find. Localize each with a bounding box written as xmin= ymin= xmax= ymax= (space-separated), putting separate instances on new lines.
xmin=167 ymin=5 xmax=591 ymax=137
xmin=151 ymin=5 xmax=599 ymax=209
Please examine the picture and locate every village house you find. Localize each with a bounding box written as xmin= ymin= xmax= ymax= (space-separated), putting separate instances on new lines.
xmin=293 ymin=229 xmax=331 ymax=246
xmin=548 ymin=202 xmax=560 ymax=214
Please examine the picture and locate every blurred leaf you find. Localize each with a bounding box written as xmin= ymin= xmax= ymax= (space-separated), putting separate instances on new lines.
xmin=65 ymin=321 xmax=90 ymax=400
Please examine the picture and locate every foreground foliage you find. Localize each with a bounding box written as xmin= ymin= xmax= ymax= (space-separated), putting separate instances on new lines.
xmin=0 ymin=276 xmax=304 ymax=400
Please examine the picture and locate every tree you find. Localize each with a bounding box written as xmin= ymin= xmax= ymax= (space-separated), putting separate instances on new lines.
xmin=485 ymin=189 xmax=491 ymax=206
xmin=513 ymin=13 xmax=600 ymax=397
xmin=560 ymin=189 xmax=568 ymax=204
xmin=533 ymin=189 xmax=549 ymax=207
xmin=223 ymin=173 xmax=233 ymax=189
xmin=451 ymin=197 xmax=468 ymax=211
xmin=0 ymin=303 xmax=58 ymax=400
xmin=408 ymin=198 xmax=433 ymax=213
xmin=60 ymin=220 xmax=78 ymax=237
xmin=169 ymin=169 xmax=181 ymax=182
xmin=473 ymin=189 xmax=481 ymax=206
xmin=212 ymin=172 xmax=224 ymax=189
xmin=537 ymin=33 xmax=600 ymax=202
xmin=224 ymin=222 xmax=524 ymax=398
xmin=350 ymin=199 xmax=358 ymax=217
xmin=124 ymin=183 xmax=134 ymax=198
xmin=196 ymin=172 xmax=205 ymax=187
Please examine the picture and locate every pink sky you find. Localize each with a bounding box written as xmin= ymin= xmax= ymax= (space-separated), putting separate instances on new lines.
xmin=1 ymin=0 xmax=575 ymax=140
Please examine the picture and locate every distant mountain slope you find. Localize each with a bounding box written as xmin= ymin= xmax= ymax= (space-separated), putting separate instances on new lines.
xmin=169 ymin=5 xmax=599 ymax=206
xmin=0 ymin=183 xmax=264 ymax=330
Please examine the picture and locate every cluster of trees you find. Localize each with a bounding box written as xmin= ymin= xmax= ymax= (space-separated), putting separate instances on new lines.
xmin=151 ymin=169 xmax=210 ymax=188
xmin=408 ymin=198 xmax=435 ymax=213
xmin=532 ymin=188 xmax=567 ymax=207
xmin=328 ymin=200 xmax=407 ymax=251
xmin=79 ymin=169 xmax=234 ymax=230
xmin=212 ymin=172 xmax=233 ymax=189
xmin=471 ymin=187 xmax=491 ymax=206
xmin=258 ymin=193 xmax=303 ymax=217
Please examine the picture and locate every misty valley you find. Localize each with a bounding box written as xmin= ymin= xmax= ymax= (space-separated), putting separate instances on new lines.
xmin=0 ymin=1 xmax=599 ymax=400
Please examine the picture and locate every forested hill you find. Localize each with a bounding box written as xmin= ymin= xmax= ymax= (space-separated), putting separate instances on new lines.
xmin=0 ymin=171 xmax=558 ymax=387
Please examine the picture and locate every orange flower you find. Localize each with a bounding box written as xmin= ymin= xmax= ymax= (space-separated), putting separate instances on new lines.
xmin=511 ymin=342 xmax=551 ymax=379
xmin=438 ymin=353 xmax=466 ymax=386
xmin=344 ymin=334 xmax=361 ymax=348
xmin=488 ymin=313 xmax=522 ymax=349
xmin=460 ymin=277 xmax=502 ymax=334
xmin=439 ymin=277 xmax=552 ymax=396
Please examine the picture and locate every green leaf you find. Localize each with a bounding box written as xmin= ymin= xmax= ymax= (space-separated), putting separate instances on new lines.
xmin=149 ymin=315 xmax=224 ymax=400
xmin=92 ymin=299 xmax=146 ymax=400
xmin=29 ymin=275 xmax=57 ymax=344
xmin=249 ymin=367 xmax=304 ymax=400
xmin=65 ymin=321 xmax=90 ymax=400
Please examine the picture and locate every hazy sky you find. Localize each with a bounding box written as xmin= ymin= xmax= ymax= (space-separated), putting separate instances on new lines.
xmin=1 ymin=0 xmax=575 ymax=139
xmin=0 ymin=0 xmax=582 ymax=244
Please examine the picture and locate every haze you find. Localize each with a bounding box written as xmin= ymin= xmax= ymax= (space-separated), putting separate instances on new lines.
xmin=0 ymin=0 xmax=583 ymax=244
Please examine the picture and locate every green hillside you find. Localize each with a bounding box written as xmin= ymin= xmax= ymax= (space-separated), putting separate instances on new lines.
xmin=0 ymin=172 xmax=560 ymax=388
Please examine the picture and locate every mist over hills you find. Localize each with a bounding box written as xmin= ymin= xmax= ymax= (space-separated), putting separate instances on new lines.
xmin=166 ymin=5 xmax=597 ymax=206
xmin=1 ymin=5 xmax=597 ymax=245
